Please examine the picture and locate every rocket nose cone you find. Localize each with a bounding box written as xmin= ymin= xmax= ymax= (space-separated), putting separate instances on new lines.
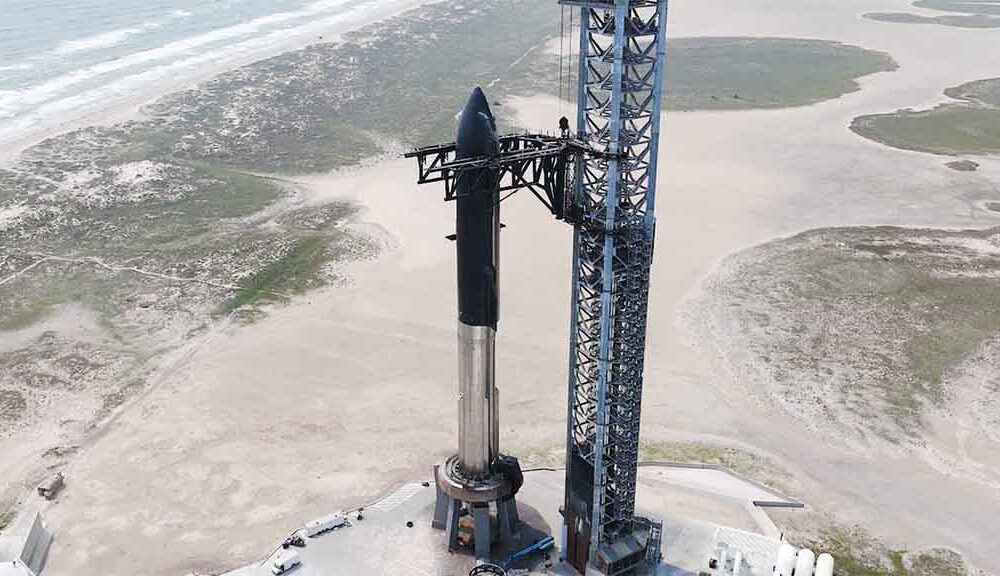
xmin=457 ymin=86 xmax=498 ymax=158
xmin=465 ymin=86 xmax=493 ymax=120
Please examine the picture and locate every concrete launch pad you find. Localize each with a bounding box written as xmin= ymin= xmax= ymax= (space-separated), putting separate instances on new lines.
xmin=224 ymin=465 xmax=799 ymax=576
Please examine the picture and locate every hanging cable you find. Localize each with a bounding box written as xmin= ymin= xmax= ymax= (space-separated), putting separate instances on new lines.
xmin=568 ymin=7 xmax=575 ymax=119
xmin=558 ymin=5 xmax=566 ymax=117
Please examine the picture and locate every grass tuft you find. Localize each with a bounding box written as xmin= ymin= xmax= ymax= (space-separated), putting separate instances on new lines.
xmin=224 ymin=235 xmax=329 ymax=313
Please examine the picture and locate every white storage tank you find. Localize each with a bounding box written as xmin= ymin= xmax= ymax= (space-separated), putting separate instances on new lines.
xmin=775 ymin=543 xmax=797 ymax=576
xmin=794 ymin=549 xmax=816 ymax=576
xmin=717 ymin=548 xmax=729 ymax=574
xmin=815 ymin=553 xmax=835 ymax=576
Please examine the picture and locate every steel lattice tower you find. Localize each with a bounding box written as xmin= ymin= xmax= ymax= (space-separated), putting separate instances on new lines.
xmin=561 ymin=0 xmax=668 ymax=572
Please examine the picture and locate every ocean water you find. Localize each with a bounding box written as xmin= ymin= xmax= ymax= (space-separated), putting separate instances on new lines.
xmin=0 ymin=0 xmax=414 ymax=150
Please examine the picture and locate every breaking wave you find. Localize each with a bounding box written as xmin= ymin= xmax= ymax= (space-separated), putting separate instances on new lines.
xmin=0 ymin=0 xmax=417 ymax=150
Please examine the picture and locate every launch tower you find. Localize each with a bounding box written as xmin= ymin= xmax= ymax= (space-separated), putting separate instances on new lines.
xmin=560 ymin=1 xmax=668 ymax=573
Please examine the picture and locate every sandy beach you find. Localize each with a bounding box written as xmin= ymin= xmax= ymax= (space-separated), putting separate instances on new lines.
xmin=0 ymin=0 xmax=437 ymax=166
xmin=3 ymin=0 xmax=1000 ymax=574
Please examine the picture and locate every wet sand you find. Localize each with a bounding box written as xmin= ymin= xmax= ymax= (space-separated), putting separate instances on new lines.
xmin=30 ymin=0 xmax=1000 ymax=573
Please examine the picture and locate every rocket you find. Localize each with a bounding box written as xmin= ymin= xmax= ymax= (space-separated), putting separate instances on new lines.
xmin=454 ymin=87 xmax=501 ymax=479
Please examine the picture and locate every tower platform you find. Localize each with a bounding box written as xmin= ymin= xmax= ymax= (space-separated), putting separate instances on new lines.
xmin=222 ymin=465 xmax=802 ymax=576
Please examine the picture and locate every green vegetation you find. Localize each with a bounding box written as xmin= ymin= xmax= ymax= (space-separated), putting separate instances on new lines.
xmin=517 ymin=440 xmax=791 ymax=492
xmin=639 ymin=441 xmax=791 ymax=490
xmin=852 ymin=78 xmax=1000 ymax=155
xmin=840 ymin=235 xmax=1000 ymax=425
xmin=802 ymin=525 xmax=967 ymax=576
xmin=662 ymin=38 xmax=897 ymax=110
xmin=945 ymin=159 xmax=979 ymax=171
xmin=1 ymin=3 xmax=904 ymax=283
xmin=525 ymin=36 xmax=897 ymax=112
xmin=906 ymin=549 xmax=968 ymax=576
xmin=222 ymin=203 xmax=371 ymax=315
xmin=0 ymin=389 xmax=27 ymax=422
xmin=864 ymin=11 xmax=1000 ymax=27
xmin=0 ymin=0 xmax=560 ymax=449
xmin=518 ymin=443 xmax=565 ymax=469
xmin=0 ymin=1 xmax=907 ymax=483
xmin=1 ymin=0 xmax=565 ymax=333
xmin=145 ymin=0 xmax=562 ymax=173
xmin=10 ymin=4 xmax=897 ymax=336
xmin=0 ymin=162 xmax=301 ymax=332
xmin=852 ymin=107 xmax=1000 ymax=155
xmin=188 ymin=167 xmax=285 ymax=220
xmin=83 ymin=167 xmax=283 ymax=252
xmin=225 ymin=236 xmax=328 ymax=312
xmin=904 ymin=275 xmax=1000 ymax=396
xmin=946 ymin=77 xmax=1000 ymax=107
xmin=700 ymin=226 xmax=1000 ymax=441
xmin=808 ymin=525 xmax=905 ymax=576
xmin=914 ymin=0 xmax=1000 ymax=15
xmin=96 ymin=378 xmax=147 ymax=422
xmin=0 ymin=507 xmax=13 ymax=532
xmin=0 ymin=293 xmax=59 ymax=333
